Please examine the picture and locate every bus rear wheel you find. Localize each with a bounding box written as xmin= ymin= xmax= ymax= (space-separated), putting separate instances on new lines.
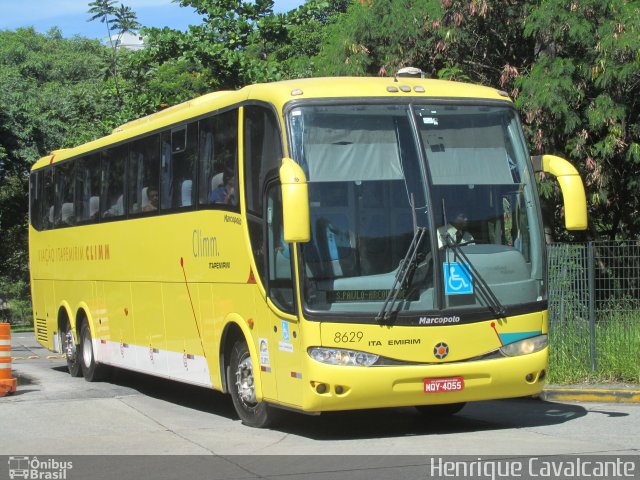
xmin=228 ymin=340 xmax=279 ymax=428
xmin=63 ymin=321 xmax=82 ymax=377
xmin=79 ymin=322 xmax=107 ymax=382
xmin=415 ymin=402 xmax=466 ymax=417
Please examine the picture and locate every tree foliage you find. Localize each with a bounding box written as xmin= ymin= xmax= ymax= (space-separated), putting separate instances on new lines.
xmin=0 ymin=28 xmax=113 ymax=312
xmin=135 ymin=0 xmax=283 ymax=99
xmin=268 ymin=0 xmax=349 ymax=77
xmin=315 ymin=1 xmax=534 ymax=89
xmin=313 ymin=0 xmax=640 ymax=240
xmin=2 ymin=0 xmax=640 ymax=320
xmin=88 ymin=0 xmax=141 ymax=105
xmin=517 ymin=0 xmax=640 ymax=239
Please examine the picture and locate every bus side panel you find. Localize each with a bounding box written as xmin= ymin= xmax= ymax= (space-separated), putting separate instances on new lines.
xmin=131 ymin=282 xmax=168 ymax=377
xmin=163 ymin=282 xmax=210 ymax=386
xmin=251 ymin=288 xmax=279 ymax=402
xmin=270 ymin=310 xmax=303 ymax=409
xmin=103 ymin=281 xmax=136 ymax=369
xmin=93 ymin=281 xmax=111 ymax=363
xmin=31 ymin=279 xmax=55 ymax=351
xmin=197 ymin=283 xmax=222 ymax=391
xmin=56 ymin=280 xmax=92 ymax=325
xmin=247 ymin=291 xmax=304 ymax=408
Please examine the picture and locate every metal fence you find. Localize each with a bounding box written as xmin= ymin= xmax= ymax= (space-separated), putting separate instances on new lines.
xmin=548 ymin=241 xmax=640 ymax=382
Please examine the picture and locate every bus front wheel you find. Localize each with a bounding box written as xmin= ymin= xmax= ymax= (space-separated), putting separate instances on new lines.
xmin=228 ymin=340 xmax=279 ymax=428
xmin=79 ymin=322 xmax=108 ymax=382
xmin=63 ymin=321 xmax=82 ymax=377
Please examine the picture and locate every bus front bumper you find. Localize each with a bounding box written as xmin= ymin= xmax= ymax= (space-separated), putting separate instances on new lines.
xmin=300 ymin=348 xmax=548 ymax=412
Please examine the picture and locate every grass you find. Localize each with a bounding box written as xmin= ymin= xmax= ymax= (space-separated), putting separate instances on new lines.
xmin=549 ymin=312 xmax=640 ymax=385
xmin=0 ymin=315 xmax=33 ymax=333
xmin=9 ymin=324 xmax=34 ymax=333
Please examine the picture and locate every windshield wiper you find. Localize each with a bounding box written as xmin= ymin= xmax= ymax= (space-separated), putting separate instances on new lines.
xmin=444 ymin=234 xmax=506 ymax=319
xmin=376 ymin=226 xmax=427 ymax=323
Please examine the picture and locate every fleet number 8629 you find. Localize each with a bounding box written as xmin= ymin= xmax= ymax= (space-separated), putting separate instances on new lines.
xmin=333 ymin=331 xmax=364 ymax=343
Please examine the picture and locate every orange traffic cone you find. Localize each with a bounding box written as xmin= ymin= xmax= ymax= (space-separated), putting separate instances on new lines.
xmin=0 ymin=323 xmax=17 ymax=396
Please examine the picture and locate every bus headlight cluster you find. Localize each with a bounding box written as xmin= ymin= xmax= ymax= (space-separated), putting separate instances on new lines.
xmin=499 ymin=334 xmax=548 ymax=357
xmin=308 ymin=347 xmax=379 ymax=366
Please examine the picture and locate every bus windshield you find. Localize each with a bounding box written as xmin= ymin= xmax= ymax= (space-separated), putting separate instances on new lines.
xmin=288 ymin=103 xmax=544 ymax=321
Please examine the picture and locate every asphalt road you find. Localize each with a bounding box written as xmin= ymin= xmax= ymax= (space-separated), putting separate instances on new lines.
xmin=1 ymin=333 xmax=639 ymax=479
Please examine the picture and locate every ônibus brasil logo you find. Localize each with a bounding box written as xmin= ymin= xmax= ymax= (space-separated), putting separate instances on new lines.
xmin=8 ymin=456 xmax=73 ymax=479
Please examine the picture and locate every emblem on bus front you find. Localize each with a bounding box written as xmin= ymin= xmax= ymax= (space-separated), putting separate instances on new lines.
xmin=434 ymin=342 xmax=449 ymax=359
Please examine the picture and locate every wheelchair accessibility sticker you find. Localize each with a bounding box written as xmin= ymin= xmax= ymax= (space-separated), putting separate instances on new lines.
xmin=444 ymin=262 xmax=473 ymax=295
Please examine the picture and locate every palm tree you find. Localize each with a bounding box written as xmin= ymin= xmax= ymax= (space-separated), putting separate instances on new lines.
xmin=88 ymin=0 xmax=140 ymax=106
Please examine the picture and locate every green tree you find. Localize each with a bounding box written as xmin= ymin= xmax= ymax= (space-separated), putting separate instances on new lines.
xmin=125 ymin=0 xmax=347 ymax=110
xmin=88 ymin=0 xmax=141 ymax=105
xmin=267 ymin=0 xmax=349 ymax=77
xmin=0 ymin=28 xmax=113 ymax=322
xmin=312 ymin=0 xmax=640 ymax=241
xmin=517 ymin=0 xmax=640 ymax=239
xmin=135 ymin=0 xmax=287 ymax=103
xmin=314 ymin=0 xmax=533 ymax=84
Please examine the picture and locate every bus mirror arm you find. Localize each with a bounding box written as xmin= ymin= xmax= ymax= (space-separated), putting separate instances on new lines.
xmin=532 ymin=154 xmax=587 ymax=231
xmin=279 ymin=158 xmax=311 ymax=243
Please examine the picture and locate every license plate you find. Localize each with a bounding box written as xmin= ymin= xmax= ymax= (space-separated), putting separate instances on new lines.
xmin=423 ymin=376 xmax=465 ymax=393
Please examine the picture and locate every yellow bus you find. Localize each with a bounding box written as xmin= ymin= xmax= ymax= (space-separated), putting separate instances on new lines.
xmin=29 ymin=76 xmax=587 ymax=427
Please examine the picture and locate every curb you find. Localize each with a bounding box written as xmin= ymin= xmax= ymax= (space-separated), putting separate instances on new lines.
xmin=540 ymin=385 xmax=640 ymax=403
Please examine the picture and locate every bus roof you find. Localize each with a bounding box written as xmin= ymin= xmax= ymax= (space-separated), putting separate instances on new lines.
xmin=31 ymin=76 xmax=511 ymax=170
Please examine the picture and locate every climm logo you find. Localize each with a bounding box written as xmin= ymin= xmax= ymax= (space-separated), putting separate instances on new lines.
xmin=37 ymin=244 xmax=110 ymax=264
xmin=192 ymin=230 xmax=219 ymax=258
xmin=86 ymin=244 xmax=110 ymax=261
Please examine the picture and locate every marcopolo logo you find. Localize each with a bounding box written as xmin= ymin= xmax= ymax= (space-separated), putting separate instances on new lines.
xmin=419 ymin=316 xmax=461 ymax=325
xmin=8 ymin=456 xmax=72 ymax=479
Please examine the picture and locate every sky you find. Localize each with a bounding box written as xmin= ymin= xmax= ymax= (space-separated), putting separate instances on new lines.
xmin=0 ymin=0 xmax=305 ymax=39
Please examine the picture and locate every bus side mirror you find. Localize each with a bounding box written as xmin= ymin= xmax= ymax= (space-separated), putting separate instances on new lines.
xmin=532 ymin=154 xmax=587 ymax=230
xmin=280 ymin=158 xmax=311 ymax=243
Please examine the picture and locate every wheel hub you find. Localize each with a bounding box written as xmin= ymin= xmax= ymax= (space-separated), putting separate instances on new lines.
xmin=235 ymin=356 xmax=257 ymax=405
xmin=65 ymin=330 xmax=76 ymax=361
xmin=82 ymin=327 xmax=93 ymax=367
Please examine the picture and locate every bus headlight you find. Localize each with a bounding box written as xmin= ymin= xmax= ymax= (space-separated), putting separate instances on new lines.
xmin=499 ymin=334 xmax=548 ymax=357
xmin=308 ymin=347 xmax=379 ymax=366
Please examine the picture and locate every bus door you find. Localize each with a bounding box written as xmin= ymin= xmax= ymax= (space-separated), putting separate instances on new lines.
xmin=263 ymin=182 xmax=302 ymax=408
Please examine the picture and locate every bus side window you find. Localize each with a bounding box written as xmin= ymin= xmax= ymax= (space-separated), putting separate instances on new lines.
xmin=29 ymin=171 xmax=43 ymax=231
xmin=243 ymin=106 xmax=282 ymax=216
xmin=129 ymin=134 xmax=160 ymax=215
xmin=243 ymin=105 xmax=283 ymax=286
xmin=160 ymin=122 xmax=198 ymax=211
xmin=76 ymin=154 xmax=101 ymax=223
xmin=198 ymin=109 xmax=238 ymax=208
xmin=101 ymin=146 xmax=127 ymax=220
xmin=54 ymin=161 xmax=76 ymax=227
xmin=41 ymin=168 xmax=54 ymax=230
xmin=266 ymin=183 xmax=295 ymax=313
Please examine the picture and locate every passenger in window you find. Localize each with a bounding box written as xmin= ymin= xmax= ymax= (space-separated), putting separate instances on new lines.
xmin=104 ymin=195 xmax=124 ymax=217
xmin=143 ymin=187 xmax=159 ymax=212
xmin=60 ymin=202 xmax=75 ymax=226
xmin=209 ymin=172 xmax=235 ymax=205
xmin=48 ymin=205 xmax=54 ymax=227
xmin=180 ymin=178 xmax=193 ymax=207
xmin=438 ymin=210 xmax=475 ymax=248
xmin=89 ymin=196 xmax=100 ymax=220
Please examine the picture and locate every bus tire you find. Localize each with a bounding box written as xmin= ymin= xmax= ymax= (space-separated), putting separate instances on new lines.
xmin=79 ymin=321 xmax=107 ymax=382
xmin=228 ymin=340 xmax=279 ymax=428
xmin=415 ymin=402 xmax=466 ymax=417
xmin=63 ymin=320 xmax=82 ymax=377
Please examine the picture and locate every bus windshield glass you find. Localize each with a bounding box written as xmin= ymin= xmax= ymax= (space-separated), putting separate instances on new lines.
xmin=288 ymin=103 xmax=543 ymax=320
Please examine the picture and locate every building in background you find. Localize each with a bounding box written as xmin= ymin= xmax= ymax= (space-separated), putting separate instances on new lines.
xmin=105 ymin=31 xmax=145 ymax=50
